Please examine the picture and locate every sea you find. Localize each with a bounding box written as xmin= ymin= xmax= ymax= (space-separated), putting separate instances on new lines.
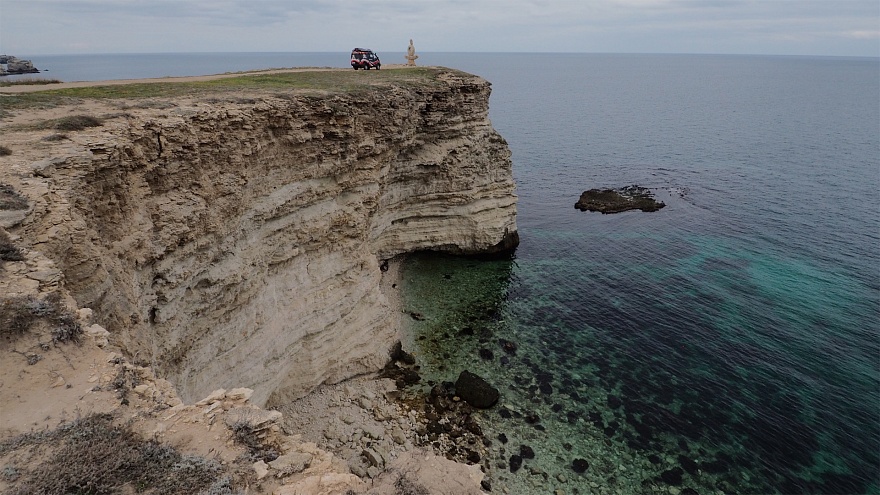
xmin=7 ymin=52 xmax=879 ymax=494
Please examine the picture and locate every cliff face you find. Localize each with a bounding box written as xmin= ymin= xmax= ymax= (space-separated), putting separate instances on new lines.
xmin=2 ymin=69 xmax=517 ymax=407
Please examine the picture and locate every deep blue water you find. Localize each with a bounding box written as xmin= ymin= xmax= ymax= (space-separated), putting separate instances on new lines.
xmin=398 ymin=54 xmax=880 ymax=495
xmin=8 ymin=52 xmax=878 ymax=494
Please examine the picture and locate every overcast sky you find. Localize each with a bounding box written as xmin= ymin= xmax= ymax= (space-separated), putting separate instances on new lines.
xmin=1 ymin=0 xmax=878 ymax=57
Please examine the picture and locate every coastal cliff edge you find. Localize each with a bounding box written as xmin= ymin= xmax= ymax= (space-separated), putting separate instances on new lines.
xmin=0 ymin=67 xmax=517 ymax=494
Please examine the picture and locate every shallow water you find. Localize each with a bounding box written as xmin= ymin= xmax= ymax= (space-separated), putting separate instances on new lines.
xmin=400 ymin=54 xmax=879 ymax=495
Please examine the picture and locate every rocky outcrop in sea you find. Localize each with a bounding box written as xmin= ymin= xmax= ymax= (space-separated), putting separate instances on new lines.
xmin=575 ymin=185 xmax=665 ymax=213
xmin=0 ymin=55 xmax=39 ymax=75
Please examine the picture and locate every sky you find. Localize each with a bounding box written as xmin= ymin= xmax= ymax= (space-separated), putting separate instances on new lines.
xmin=1 ymin=0 xmax=878 ymax=57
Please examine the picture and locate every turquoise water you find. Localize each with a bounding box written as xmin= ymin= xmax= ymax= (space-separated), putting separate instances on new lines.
xmin=14 ymin=52 xmax=877 ymax=494
xmin=400 ymin=54 xmax=879 ymax=494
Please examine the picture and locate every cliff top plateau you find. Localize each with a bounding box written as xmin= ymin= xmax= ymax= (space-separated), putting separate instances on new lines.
xmin=0 ymin=66 xmax=517 ymax=494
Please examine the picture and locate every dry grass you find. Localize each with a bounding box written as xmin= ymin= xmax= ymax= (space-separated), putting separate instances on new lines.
xmin=0 ymin=77 xmax=63 ymax=87
xmin=0 ymin=296 xmax=35 ymax=338
xmin=0 ymin=412 xmax=243 ymax=494
xmin=0 ymin=183 xmax=28 ymax=210
xmin=229 ymin=417 xmax=279 ymax=463
xmin=0 ymin=292 xmax=82 ymax=343
xmin=50 ymin=114 xmax=103 ymax=131
xmin=8 ymin=114 xmax=105 ymax=134
xmin=0 ymin=229 xmax=24 ymax=263
xmin=394 ymin=471 xmax=431 ymax=495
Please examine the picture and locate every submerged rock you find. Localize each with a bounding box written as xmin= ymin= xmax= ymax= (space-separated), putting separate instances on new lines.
xmin=660 ymin=467 xmax=685 ymax=485
xmin=378 ymin=349 xmax=421 ymax=389
xmin=607 ymin=394 xmax=623 ymax=409
xmin=575 ymin=185 xmax=665 ymax=213
xmin=455 ymin=370 xmax=500 ymax=409
xmin=678 ymin=454 xmax=699 ymax=474
xmin=571 ymin=458 xmax=589 ymax=474
xmin=389 ymin=340 xmax=416 ymax=365
xmin=509 ymin=454 xmax=523 ymax=472
xmin=498 ymin=338 xmax=518 ymax=355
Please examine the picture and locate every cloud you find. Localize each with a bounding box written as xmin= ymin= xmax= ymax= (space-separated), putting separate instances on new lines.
xmin=845 ymin=30 xmax=880 ymax=40
xmin=13 ymin=0 xmax=317 ymax=26
xmin=1 ymin=0 xmax=877 ymax=56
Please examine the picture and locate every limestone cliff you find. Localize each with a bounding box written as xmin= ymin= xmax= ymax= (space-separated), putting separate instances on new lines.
xmin=0 ymin=68 xmax=518 ymax=407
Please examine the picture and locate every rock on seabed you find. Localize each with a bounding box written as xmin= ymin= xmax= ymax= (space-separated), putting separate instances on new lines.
xmin=455 ymin=370 xmax=500 ymax=409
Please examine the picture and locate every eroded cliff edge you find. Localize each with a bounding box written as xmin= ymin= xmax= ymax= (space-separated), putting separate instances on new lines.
xmin=0 ymin=68 xmax=518 ymax=408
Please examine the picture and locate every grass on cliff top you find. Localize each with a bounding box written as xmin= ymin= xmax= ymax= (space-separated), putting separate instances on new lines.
xmin=0 ymin=67 xmax=458 ymax=113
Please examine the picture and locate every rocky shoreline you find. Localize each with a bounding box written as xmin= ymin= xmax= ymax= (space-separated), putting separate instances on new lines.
xmin=275 ymin=257 xmax=502 ymax=491
xmin=276 ymin=362 xmax=493 ymax=492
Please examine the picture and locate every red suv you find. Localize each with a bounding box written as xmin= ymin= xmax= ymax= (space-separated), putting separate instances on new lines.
xmin=351 ymin=48 xmax=381 ymax=70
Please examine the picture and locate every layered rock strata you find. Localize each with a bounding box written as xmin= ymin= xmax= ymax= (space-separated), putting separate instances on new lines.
xmin=0 ymin=68 xmax=518 ymax=407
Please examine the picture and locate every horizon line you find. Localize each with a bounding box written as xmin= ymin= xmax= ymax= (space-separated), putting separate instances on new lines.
xmin=4 ymin=50 xmax=878 ymax=60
